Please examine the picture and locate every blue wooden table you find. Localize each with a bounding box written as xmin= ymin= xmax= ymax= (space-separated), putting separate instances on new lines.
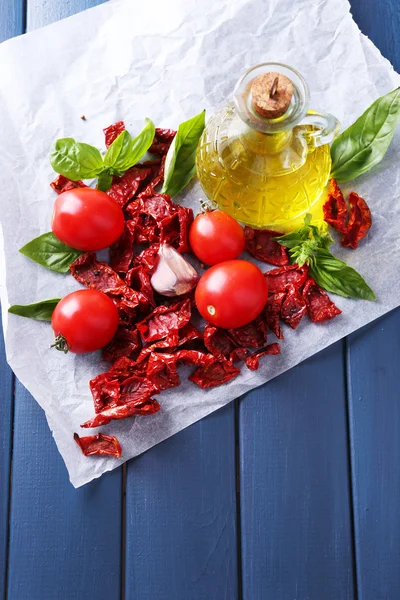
xmin=1 ymin=1 xmax=400 ymax=599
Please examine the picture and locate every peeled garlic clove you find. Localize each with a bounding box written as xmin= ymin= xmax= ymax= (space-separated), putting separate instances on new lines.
xmin=150 ymin=243 xmax=198 ymax=297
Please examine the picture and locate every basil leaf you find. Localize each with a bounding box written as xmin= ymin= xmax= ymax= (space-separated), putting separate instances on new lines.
xmin=50 ymin=138 xmax=104 ymax=180
xmin=331 ymin=87 xmax=400 ymax=182
xmin=8 ymin=298 xmax=61 ymax=321
xmin=104 ymin=130 xmax=133 ymax=170
xmin=162 ymin=110 xmax=206 ymax=197
xmin=19 ymin=232 xmax=82 ymax=273
xmin=310 ymin=248 xmax=376 ymax=301
xmin=97 ymin=168 xmax=113 ymax=192
xmin=104 ymin=119 xmax=155 ymax=173
xmin=275 ymin=231 xmax=308 ymax=249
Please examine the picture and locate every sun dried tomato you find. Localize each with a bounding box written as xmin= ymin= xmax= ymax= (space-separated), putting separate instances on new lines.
xmin=244 ymin=227 xmax=290 ymax=266
xmin=90 ymin=373 xmax=121 ymax=413
xmin=160 ymin=206 xmax=193 ymax=253
xmin=204 ymin=324 xmax=236 ymax=360
xmin=341 ymin=192 xmax=372 ymax=249
xmin=146 ymin=352 xmax=181 ymax=391
xmin=149 ymin=128 xmax=176 ymax=155
xmin=175 ymin=349 xmax=216 ymax=367
xmin=81 ymin=397 xmax=160 ymax=428
xmin=137 ymin=158 xmax=165 ymax=199
xmin=245 ymin=343 xmax=281 ymax=371
xmin=74 ymin=432 xmax=122 ymax=458
xmin=228 ymin=315 xmax=267 ymax=349
xmin=189 ymin=360 xmax=241 ymax=389
xmin=136 ymin=299 xmax=191 ymax=343
xmin=128 ymin=194 xmax=178 ymax=244
xmin=177 ymin=322 xmax=203 ymax=346
xmin=107 ymin=167 xmax=153 ymax=208
xmin=108 ymin=356 xmax=144 ymax=377
xmin=229 ymin=347 xmax=249 ymax=363
xmin=125 ymin=265 xmax=155 ymax=309
xmin=323 ymin=178 xmax=348 ymax=233
xmin=71 ymin=253 xmax=126 ymax=294
xmin=265 ymin=292 xmax=285 ymax=340
xmin=264 ymin=264 xmax=308 ymax=294
xmin=133 ymin=244 xmax=160 ymax=275
xmin=50 ymin=175 xmax=87 ymax=194
xmin=280 ymin=285 xmax=307 ymax=329
xmin=302 ymin=278 xmax=342 ymax=323
xmin=102 ymin=327 xmax=142 ymax=362
xmin=109 ymin=220 xmax=136 ymax=274
xmin=103 ymin=120 xmax=125 ymax=147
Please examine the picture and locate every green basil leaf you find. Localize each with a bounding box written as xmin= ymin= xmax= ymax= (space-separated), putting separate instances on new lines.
xmin=104 ymin=119 xmax=155 ymax=173
xmin=104 ymin=130 xmax=133 ymax=170
xmin=97 ymin=168 xmax=113 ymax=192
xmin=275 ymin=232 xmax=308 ymax=249
xmin=19 ymin=232 xmax=82 ymax=273
xmin=331 ymin=87 xmax=400 ymax=182
xmin=8 ymin=298 xmax=61 ymax=321
xmin=50 ymin=138 xmax=104 ymax=180
xmin=310 ymin=248 xmax=376 ymax=301
xmin=162 ymin=110 xmax=206 ymax=197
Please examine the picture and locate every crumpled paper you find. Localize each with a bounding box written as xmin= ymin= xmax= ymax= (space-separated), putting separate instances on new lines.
xmin=0 ymin=0 xmax=399 ymax=487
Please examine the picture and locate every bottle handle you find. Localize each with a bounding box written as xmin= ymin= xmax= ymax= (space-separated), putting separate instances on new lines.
xmin=301 ymin=109 xmax=341 ymax=146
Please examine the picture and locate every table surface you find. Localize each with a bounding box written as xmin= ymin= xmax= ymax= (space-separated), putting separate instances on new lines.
xmin=1 ymin=1 xmax=400 ymax=599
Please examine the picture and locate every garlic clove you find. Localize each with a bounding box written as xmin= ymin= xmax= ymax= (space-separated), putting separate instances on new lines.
xmin=150 ymin=243 xmax=198 ymax=297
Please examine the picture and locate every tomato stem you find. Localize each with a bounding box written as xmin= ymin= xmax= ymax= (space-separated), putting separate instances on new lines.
xmin=199 ymin=198 xmax=214 ymax=213
xmin=51 ymin=334 xmax=70 ymax=354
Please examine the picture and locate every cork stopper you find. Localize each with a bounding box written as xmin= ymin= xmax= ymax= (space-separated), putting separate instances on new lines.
xmin=251 ymin=71 xmax=294 ymax=119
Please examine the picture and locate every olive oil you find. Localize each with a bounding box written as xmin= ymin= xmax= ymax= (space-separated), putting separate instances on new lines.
xmin=196 ymin=63 xmax=339 ymax=232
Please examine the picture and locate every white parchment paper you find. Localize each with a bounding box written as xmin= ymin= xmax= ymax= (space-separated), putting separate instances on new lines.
xmin=0 ymin=0 xmax=399 ymax=487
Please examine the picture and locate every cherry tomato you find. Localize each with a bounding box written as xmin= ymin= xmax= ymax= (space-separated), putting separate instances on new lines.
xmin=189 ymin=210 xmax=245 ymax=265
xmin=51 ymin=289 xmax=119 ymax=354
xmin=52 ymin=188 xmax=124 ymax=251
xmin=195 ymin=260 xmax=268 ymax=329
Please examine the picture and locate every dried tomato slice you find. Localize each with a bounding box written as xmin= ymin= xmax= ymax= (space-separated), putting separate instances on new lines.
xmin=133 ymin=244 xmax=160 ymax=275
xmin=280 ymin=285 xmax=307 ymax=329
xmin=50 ymin=175 xmax=87 ymax=195
xmin=265 ymin=292 xmax=285 ymax=340
xmin=103 ymin=120 xmax=125 ymax=147
xmin=149 ymin=128 xmax=176 ymax=155
xmin=159 ymin=206 xmax=193 ymax=253
xmin=189 ymin=360 xmax=240 ymax=389
xmin=341 ymin=192 xmax=372 ymax=249
xmin=229 ymin=347 xmax=249 ymax=363
xmin=175 ymin=349 xmax=215 ymax=367
xmin=204 ymin=324 xmax=236 ymax=360
xmin=323 ymin=178 xmax=348 ymax=233
xmin=102 ymin=327 xmax=142 ymax=362
xmin=74 ymin=433 xmax=122 ymax=458
xmin=107 ymin=167 xmax=153 ymax=208
xmin=146 ymin=352 xmax=181 ymax=391
xmin=245 ymin=343 xmax=280 ymax=371
xmin=109 ymin=220 xmax=136 ymax=274
xmin=90 ymin=373 xmax=121 ymax=413
xmin=264 ymin=264 xmax=308 ymax=294
xmin=302 ymin=278 xmax=342 ymax=323
xmin=136 ymin=299 xmax=191 ymax=343
xmin=81 ymin=397 xmax=160 ymax=428
xmin=244 ymin=227 xmax=290 ymax=266
xmin=137 ymin=158 xmax=165 ymax=199
xmin=228 ymin=315 xmax=267 ymax=349
xmin=125 ymin=265 xmax=155 ymax=310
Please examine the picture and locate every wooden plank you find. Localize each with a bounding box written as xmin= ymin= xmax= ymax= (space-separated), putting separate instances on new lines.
xmin=0 ymin=326 xmax=14 ymax=599
xmin=0 ymin=3 xmax=25 ymax=594
xmin=27 ymin=0 xmax=105 ymax=29
xmin=346 ymin=2 xmax=400 ymax=599
xmin=6 ymin=2 xmax=122 ymax=599
xmin=239 ymin=342 xmax=355 ymax=600
xmin=7 ymin=381 xmax=122 ymax=600
xmin=0 ymin=0 xmax=24 ymax=44
xmin=125 ymin=404 xmax=239 ymax=600
xmin=347 ymin=311 xmax=400 ymax=599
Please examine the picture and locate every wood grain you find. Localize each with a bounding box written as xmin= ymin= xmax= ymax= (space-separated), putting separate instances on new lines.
xmin=0 ymin=0 xmax=24 ymax=44
xmin=239 ymin=342 xmax=355 ymax=600
xmin=125 ymin=405 xmax=239 ymax=600
xmin=7 ymin=381 xmax=122 ymax=599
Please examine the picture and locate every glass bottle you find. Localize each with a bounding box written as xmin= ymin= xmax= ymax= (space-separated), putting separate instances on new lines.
xmin=196 ymin=63 xmax=340 ymax=232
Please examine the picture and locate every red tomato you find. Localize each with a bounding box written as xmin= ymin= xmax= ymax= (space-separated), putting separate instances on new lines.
xmin=195 ymin=260 xmax=268 ymax=329
xmin=52 ymin=188 xmax=124 ymax=251
xmin=51 ymin=289 xmax=118 ymax=354
xmin=189 ymin=210 xmax=245 ymax=265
